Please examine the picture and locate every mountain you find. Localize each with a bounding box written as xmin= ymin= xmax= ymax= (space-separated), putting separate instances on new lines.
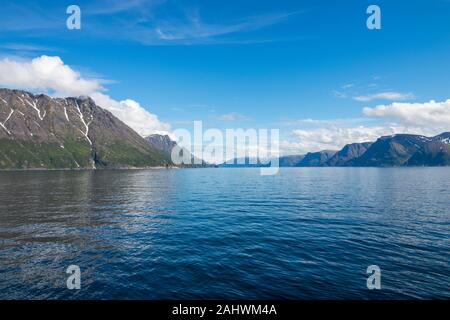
xmin=279 ymin=155 xmax=305 ymax=167
xmin=351 ymin=134 xmax=449 ymax=167
xmin=145 ymin=134 xmax=177 ymax=156
xmin=436 ymin=132 xmax=450 ymax=144
xmin=145 ymin=134 xmax=210 ymax=167
xmin=2 ymin=88 xmax=449 ymax=170
xmin=352 ymin=134 xmax=428 ymax=166
xmin=0 ymin=89 xmax=172 ymax=169
xmin=326 ymin=142 xmax=373 ymax=166
xmin=220 ymin=152 xmax=336 ymax=168
xmin=298 ymin=150 xmax=337 ymax=167
xmin=406 ymin=133 xmax=450 ymax=166
xmin=219 ymin=133 xmax=450 ymax=168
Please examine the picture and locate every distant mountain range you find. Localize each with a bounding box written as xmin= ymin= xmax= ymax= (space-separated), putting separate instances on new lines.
xmin=351 ymin=133 xmax=450 ymax=167
xmin=221 ymin=133 xmax=450 ymax=167
xmin=0 ymin=89 xmax=172 ymax=169
xmin=1 ymin=88 xmax=449 ymax=170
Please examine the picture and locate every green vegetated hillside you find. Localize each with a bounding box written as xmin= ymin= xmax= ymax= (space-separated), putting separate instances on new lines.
xmin=0 ymin=88 xmax=172 ymax=169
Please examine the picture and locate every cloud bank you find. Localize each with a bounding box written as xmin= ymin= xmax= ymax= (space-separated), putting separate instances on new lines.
xmin=354 ymin=91 xmax=414 ymax=102
xmin=283 ymin=126 xmax=412 ymax=154
xmin=283 ymin=99 xmax=450 ymax=155
xmin=363 ymin=99 xmax=450 ymax=127
xmin=0 ymin=55 xmax=170 ymax=136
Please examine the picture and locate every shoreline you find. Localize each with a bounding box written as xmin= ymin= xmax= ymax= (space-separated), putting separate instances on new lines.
xmin=0 ymin=166 xmax=181 ymax=172
xmin=0 ymin=166 xmax=448 ymax=172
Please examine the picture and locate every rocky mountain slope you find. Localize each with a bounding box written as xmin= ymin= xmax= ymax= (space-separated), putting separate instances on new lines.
xmin=353 ymin=133 xmax=450 ymax=167
xmin=145 ymin=134 xmax=177 ymax=156
xmin=326 ymin=142 xmax=373 ymax=166
xmin=278 ymin=155 xmax=305 ymax=167
xmin=406 ymin=133 xmax=450 ymax=166
xmin=145 ymin=134 xmax=210 ymax=167
xmin=297 ymin=150 xmax=337 ymax=167
xmin=0 ymin=89 xmax=172 ymax=169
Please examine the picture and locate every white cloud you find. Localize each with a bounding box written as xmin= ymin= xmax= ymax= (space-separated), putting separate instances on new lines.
xmin=0 ymin=55 xmax=170 ymax=136
xmin=284 ymin=126 xmax=398 ymax=154
xmin=281 ymin=117 xmax=372 ymax=127
xmin=282 ymin=125 xmax=447 ymax=155
xmin=0 ymin=56 xmax=101 ymax=97
xmin=91 ymin=93 xmax=170 ymax=136
xmin=282 ymin=98 xmax=450 ymax=155
xmin=86 ymin=0 xmax=159 ymax=15
xmin=152 ymin=11 xmax=299 ymax=42
xmin=341 ymin=83 xmax=354 ymax=89
xmin=0 ymin=1 xmax=303 ymax=46
xmin=217 ymin=112 xmax=249 ymax=121
xmin=354 ymin=91 xmax=414 ymax=102
xmin=363 ymin=99 xmax=450 ymax=127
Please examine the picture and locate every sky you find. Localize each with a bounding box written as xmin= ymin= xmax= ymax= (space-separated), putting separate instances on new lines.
xmin=0 ymin=0 xmax=449 ymax=157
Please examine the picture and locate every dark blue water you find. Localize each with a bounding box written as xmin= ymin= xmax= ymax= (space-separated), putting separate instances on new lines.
xmin=0 ymin=168 xmax=448 ymax=299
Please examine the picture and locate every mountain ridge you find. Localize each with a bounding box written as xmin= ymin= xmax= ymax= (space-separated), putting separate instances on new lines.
xmin=145 ymin=134 xmax=211 ymax=167
xmin=221 ymin=133 xmax=450 ymax=167
xmin=0 ymin=88 xmax=172 ymax=169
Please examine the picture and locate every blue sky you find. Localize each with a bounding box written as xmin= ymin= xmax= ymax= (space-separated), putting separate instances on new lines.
xmin=0 ymin=0 xmax=449 ymax=154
